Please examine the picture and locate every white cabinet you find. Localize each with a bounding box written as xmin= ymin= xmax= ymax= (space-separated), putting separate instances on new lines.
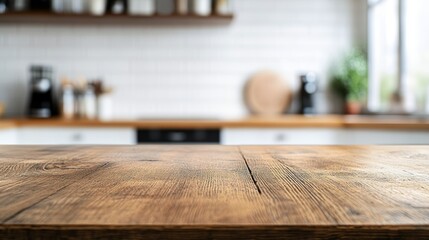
xmin=6 ymin=127 xmax=429 ymax=145
xmin=221 ymin=128 xmax=429 ymax=145
xmin=345 ymin=129 xmax=429 ymax=145
xmin=18 ymin=127 xmax=136 ymax=145
xmin=0 ymin=129 xmax=17 ymax=144
xmin=221 ymin=128 xmax=342 ymax=145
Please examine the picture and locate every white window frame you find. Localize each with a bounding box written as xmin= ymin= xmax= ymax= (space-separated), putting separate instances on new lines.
xmin=367 ymin=0 xmax=414 ymax=113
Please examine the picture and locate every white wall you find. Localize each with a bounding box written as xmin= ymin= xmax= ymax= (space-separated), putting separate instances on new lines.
xmin=0 ymin=0 xmax=367 ymax=119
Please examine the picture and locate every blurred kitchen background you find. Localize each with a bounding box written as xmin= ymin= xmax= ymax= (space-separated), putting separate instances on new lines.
xmin=0 ymin=0 xmax=367 ymax=118
xmin=0 ymin=0 xmax=428 ymax=145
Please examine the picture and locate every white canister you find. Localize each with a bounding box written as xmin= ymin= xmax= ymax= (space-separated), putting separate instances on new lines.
xmin=128 ymin=0 xmax=155 ymax=16
xmin=214 ymin=0 xmax=232 ymax=15
xmin=193 ymin=0 xmax=212 ymax=16
xmin=61 ymin=85 xmax=75 ymax=119
xmin=84 ymin=88 xmax=97 ymax=120
xmin=97 ymin=93 xmax=113 ymax=121
xmin=71 ymin=0 xmax=86 ymax=14
xmin=88 ymin=0 xmax=107 ymax=16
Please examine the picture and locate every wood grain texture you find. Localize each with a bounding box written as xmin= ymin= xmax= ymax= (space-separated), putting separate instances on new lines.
xmin=239 ymin=146 xmax=429 ymax=225
xmin=1 ymin=145 xmax=429 ymax=239
xmin=4 ymin=115 xmax=429 ymax=129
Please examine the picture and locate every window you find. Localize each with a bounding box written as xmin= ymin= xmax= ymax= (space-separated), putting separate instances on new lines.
xmin=405 ymin=0 xmax=429 ymax=113
xmin=368 ymin=0 xmax=429 ymax=114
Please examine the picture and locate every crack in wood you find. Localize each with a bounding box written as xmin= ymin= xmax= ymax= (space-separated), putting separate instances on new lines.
xmin=2 ymin=162 xmax=110 ymax=224
xmin=238 ymin=147 xmax=262 ymax=195
xmin=269 ymin=154 xmax=339 ymax=224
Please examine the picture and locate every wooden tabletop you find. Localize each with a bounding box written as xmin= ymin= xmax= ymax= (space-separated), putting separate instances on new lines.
xmin=1 ymin=145 xmax=429 ymax=239
xmin=3 ymin=115 xmax=429 ymax=129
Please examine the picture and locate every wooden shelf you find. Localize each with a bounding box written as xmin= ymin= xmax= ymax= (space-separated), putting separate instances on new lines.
xmin=0 ymin=11 xmax=234 ymax=25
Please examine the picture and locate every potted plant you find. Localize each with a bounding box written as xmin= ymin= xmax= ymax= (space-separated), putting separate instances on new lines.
xmin=331 ymin=49 xmax=368 ymax=114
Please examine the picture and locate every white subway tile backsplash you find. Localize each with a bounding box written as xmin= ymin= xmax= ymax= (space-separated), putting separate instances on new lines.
xmin=0 ymin=0 xmax=366 ymax=118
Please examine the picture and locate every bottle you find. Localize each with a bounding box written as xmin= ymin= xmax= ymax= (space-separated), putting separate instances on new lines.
xmin=176 ymin=0 xmax=188 ymax=15
xmin=83 ymin=85 xmax=97 ymax=120
xmin=60 ymin=79 xmax=75 ymax=119
xmin=97 ymin=90 xmax=113 ymax=120
xmin=74 ymin=78 xmax=87 ymax=119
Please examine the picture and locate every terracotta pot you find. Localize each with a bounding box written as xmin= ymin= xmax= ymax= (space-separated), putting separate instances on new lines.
xmin=345 ymin=101 xmax=362 ymax=115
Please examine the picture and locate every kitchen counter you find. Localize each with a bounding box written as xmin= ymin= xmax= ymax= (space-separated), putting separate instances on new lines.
xmin=2 ymin=115 xmax=429 ymax=129
xmin=0 ymin=120 xmax=16 ymax=130
xmin=1 ymin=145 xmax=428 ymax=239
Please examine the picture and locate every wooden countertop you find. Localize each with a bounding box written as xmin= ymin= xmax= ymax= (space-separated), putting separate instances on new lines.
xmin=0 ymin=120 xmax=15 ymax=130
xmin=1 ymin=145 xmax=428 ymax=239
xmin=2 ymin=115 xmax=429 ymax=129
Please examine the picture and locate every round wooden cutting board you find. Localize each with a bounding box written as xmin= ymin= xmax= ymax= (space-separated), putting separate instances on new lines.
xmin=244 ymin=71 xmax=292 ymax=115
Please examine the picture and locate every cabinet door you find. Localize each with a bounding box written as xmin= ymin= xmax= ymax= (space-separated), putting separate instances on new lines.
xmin=221 ymin=128 xmax=429 ymax=145
xmin=346 ymin=129 xmax=429 ymax=145
xmin=0 ymin=129 xmax=17 ymax=144
xmin=221 ymin=128 xmax=342 ymax=145
xmin=18 ymin=127 xmax=136 ymax=145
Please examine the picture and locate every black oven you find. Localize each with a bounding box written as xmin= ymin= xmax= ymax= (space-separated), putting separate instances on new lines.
xmin=137 ymin=129 xmax=220 ymax=144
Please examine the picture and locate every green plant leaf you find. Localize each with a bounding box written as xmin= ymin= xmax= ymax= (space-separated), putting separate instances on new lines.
xmin=330 ymin=49 xmax=368 ymax=103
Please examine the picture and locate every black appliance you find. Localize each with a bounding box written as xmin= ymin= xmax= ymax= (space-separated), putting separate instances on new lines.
xmin=28 ymin=65 xmax=57 ymax=118
xmin=107 ymin=0 xmax=128 ymax=14
xmin=29 ymin=0 xmax=51 ymax=10
xmin=299 ymin=73 xmax=318 ymax=114
xmin=137 ymin=129 xmax=220 ymax=144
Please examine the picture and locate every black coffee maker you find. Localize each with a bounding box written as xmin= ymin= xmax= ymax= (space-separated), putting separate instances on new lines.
xmin=28 ymin=65 xmax=57 ymax=118
xmin=299 ymin=73 xmax=318 ymax=114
